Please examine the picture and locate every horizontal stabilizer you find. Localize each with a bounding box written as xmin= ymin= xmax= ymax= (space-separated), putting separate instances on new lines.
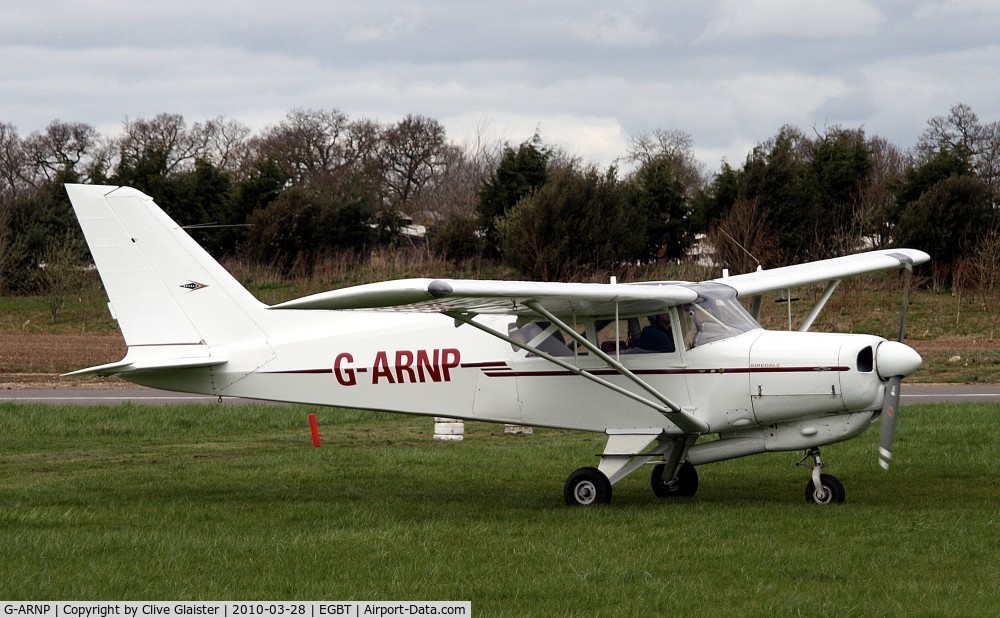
xmin=63 ymin=356 xmax=227 ymax=377
xmin=62 ymin=359 xmax=135 ymax=377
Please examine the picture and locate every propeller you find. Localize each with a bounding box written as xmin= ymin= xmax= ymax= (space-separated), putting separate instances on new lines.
xmin=878 ymin=376 xmax=901 ymax=469
xmin=877 ymin=263 xmax=917 ymax=470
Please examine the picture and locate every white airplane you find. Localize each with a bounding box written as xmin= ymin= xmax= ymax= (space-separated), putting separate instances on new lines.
xmin=65 ymin=184 xmax=927 ymax=506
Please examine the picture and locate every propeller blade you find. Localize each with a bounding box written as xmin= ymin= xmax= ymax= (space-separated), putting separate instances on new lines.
xmin=879 ymin=376 xmax=901 ymax=470
xmin=881 ymin=263 xmax=914 ymax=469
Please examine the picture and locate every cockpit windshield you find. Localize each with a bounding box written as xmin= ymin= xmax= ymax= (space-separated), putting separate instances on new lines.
xmin=679 ymin=283 xmax=761 ymax=348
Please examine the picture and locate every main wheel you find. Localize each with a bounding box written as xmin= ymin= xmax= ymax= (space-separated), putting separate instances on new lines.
xmin=651 ymin=460 xmax=698 ymax=498
xmin=564 ymin=467 xmax=613 ymax=506
xmin=805 ymin=473 xmax=845 ymax=504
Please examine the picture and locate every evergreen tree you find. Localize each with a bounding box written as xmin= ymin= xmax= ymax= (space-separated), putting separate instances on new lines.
xmin=478 ymin=136 xmax=549 ymax=256
xmin=633 ymin=156 xmax=695 ymax=261
xmin=893 ymin=148 xmax=991 ymax=286
xmin=804 ymin=128 xmax=873 ymax=257
xmin=2 ymin=169 xmax=84 ymax=293
xmin=498 ymin=164 xmax=642 ymax=279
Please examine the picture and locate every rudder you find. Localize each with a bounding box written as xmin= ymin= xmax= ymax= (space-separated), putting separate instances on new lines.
xmin=66 ymin=184 xmax=268 ymax=348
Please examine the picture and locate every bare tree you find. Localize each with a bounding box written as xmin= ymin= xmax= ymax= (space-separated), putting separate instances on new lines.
xmin=379 ymin=114 xmax=448 ymax=210
xmin=254 ymin=108 xmax=357 ymax=184
xmin=709 ymin=197 xmax=783 ymax=274
xmin=412 ymin=128 xmax=502 ymax=222
xmin=976 ymin=119 xmax=1000 ymax=196
xmin=918 ymin=103 xmax=981 ymax=157
xmin=627 ymin=128 xmax=693 ymax=165
xmin=421 ymin=124 xmax=503 ymax=261
xmin=193 ymin=116 xmax=252 ymax=173
xmin=0 ymin=123 xmax=31 ymax=199
xmin=37 ymin=231 xmax=86 ymax=322
xmin=0 ymin=206 xmax=12 ymax=291
xmin=973 ymin=227 xmax=1000 ymax=339
xmin=22 ymin=120 xmax=99 ymax=183
xmin=117 ymin=113 xmax=204 ymax=175
xmin=857 ymin=136 xmax=905 ymax=248
xmin=626 ymin=128 xmax=705 ymax=190
xmin=918 ymin=102 xmax=1000 ymax=195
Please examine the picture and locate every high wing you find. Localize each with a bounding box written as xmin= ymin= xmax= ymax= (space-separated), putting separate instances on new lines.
xmin=270 ymin=249 xmax=928 ymax=317
xmin=710 ymin=248 xmax=930 ymax=297
xmin=705 ymin=247 xmax=929 ymax=332
xmin=270 ymin=278 xmax=698 ymax=318
xmin=271 ymin=277 xmax=705 ymax=434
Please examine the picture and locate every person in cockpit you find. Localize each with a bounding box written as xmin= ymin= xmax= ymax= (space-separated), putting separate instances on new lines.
xmin=634 ymin=313 xmax=675 ymax=353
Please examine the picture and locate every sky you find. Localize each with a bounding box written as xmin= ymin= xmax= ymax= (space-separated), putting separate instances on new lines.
xmin=2 ymin=0 xmax=998 ymax=171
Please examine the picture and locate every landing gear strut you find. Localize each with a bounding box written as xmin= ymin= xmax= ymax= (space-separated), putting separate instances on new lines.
xmin=800 ymin=448 xmax=845 ymax=504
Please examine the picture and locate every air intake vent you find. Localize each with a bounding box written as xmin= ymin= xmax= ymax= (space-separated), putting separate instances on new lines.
xmin=857 ymin=346 xmax=874 ymax=373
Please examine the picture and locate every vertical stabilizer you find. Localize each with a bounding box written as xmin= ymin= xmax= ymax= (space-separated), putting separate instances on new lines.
xmin=66 ymin=184 xmax=267 ymax=347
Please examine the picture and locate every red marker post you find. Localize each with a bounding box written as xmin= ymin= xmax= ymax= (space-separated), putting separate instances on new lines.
xmin=308 ymin=413 xmax=321 ymax=447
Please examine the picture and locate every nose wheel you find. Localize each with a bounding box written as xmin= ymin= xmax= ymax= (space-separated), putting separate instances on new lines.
xmin=800 ymin=448 xmax=845 ymax=504
xmin=651 ymin=460 xmax=699 ymax=498
xmin=806 ymin=473 xmax=845 ymax=504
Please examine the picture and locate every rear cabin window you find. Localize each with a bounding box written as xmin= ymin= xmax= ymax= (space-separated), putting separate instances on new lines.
xmin=508 ymin=321 xmax=586 ymax=357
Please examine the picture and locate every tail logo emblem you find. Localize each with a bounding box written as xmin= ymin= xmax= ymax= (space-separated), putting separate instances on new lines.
xmin=180 ymin=280 xmax=208 ymax=291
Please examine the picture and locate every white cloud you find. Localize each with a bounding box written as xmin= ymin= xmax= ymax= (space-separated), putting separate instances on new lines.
xmin=0 ymin=1 xmax=998 ymax=175
xmin=859 ymin=43 xmax=1000 ymax=149
xmin=703 ymin=0 xmax=885 ymax=39
xmin=345 ymin=6 xmax=425 ymax=43
xmin=446 ymin=111 xmax=626 ymax=166
xmin=916 ymin=0 xmax=1000 ymax=18
xmin=570 ymin=11 xmax=660 ymax=48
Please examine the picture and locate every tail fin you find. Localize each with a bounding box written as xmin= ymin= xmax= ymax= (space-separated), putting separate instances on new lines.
xmin=66 ymin=185 xmax=268 ymax=349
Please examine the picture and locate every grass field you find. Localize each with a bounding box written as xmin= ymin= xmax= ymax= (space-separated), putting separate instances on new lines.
xmin=0 ymin=402 xmax=996 ymax=615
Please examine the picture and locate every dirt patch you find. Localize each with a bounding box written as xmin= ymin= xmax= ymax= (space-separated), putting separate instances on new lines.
xmin=909 ymin=337 xmax=1000 ymax=383
xmin=0 ymin=332 xmax=126 ymax=375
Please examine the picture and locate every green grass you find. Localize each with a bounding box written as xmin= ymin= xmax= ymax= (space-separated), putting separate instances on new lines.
xmin=0 ymin=402 xmax=996 ymax=615
xmin=0 ymin=285 xmax=119 ymax=334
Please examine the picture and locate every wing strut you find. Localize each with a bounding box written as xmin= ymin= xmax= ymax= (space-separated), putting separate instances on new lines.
xmin=523 ymin=301 xmax=689 ymax=414
xmin=446 ymin=308 xmax=709 ymax=435
xmin=798 ymin=279 xmax=842 ymax=332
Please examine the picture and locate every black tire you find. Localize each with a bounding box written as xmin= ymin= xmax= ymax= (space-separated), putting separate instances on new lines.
xmin=805 ymin=473 xmax=846 ymax=504
xmin=564 ymin=467 xmax=613 ymax=506
xmin=651 ymin=460 xmax=698 ymax=498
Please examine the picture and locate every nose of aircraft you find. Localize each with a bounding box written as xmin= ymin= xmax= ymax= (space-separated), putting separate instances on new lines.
xmin=876 ymin=341 xmax=922 ymax=379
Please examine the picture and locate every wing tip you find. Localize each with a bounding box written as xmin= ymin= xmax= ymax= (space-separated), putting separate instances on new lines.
xmin=885 ymin=249 xmax=931 ymax=267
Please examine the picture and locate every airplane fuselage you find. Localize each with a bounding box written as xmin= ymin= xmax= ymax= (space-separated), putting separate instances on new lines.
xmin=125 ymin=308 xmax=891 ymax=457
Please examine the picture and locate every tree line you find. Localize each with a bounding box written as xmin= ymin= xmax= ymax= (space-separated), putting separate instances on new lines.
xmin=1 ymin=103 xmax=998 ymax=303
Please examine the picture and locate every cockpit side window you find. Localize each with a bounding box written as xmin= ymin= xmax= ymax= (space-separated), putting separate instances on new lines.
xmin=680 ymin=285 xmax=761 ymax=349
xmin=508 ymin=321 xmax=586 ymax=357
xmin=595 ymin=319 xmax=631 ymax=354
xmin=631 ymin=313 xmax=677 ymax=353
xmin=503 ymin=287 xmax=760 ymax=358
